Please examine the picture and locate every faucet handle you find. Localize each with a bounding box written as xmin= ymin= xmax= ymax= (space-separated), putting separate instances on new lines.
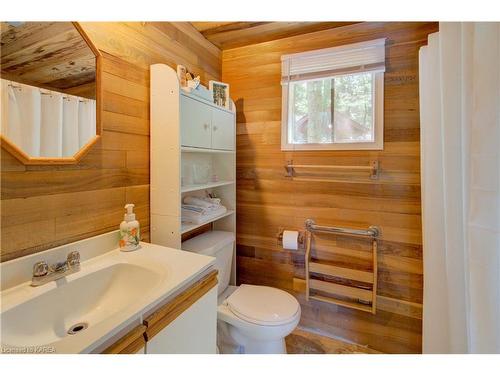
xmin=33 ymin=261 xmax=49 ymax=277
xmin=67 ymin=251 xmax=80 ymax=268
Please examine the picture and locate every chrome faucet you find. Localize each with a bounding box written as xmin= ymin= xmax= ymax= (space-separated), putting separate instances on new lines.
xmin=31 ymin=251 xmax=81 ymax=287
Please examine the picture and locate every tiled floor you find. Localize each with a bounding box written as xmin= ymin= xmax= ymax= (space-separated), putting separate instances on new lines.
xmin=285 ymin=328 xmax=381 ymax=354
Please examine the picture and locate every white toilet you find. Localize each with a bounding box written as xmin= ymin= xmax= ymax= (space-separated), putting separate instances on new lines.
xmin=182 ymin=231 xmax=301 ymax=354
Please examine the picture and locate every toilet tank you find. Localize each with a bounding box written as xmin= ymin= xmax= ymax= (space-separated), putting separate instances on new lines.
xmin=181 ymin=231 xmax=235 ymax=295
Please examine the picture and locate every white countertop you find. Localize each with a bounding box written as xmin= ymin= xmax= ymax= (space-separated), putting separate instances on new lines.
xmin=0 ymin=232 xmax=215 ymax=353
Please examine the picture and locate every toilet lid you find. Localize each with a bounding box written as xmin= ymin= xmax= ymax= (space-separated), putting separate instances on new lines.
xmin=225 ymin=284 xmax=299 ymax=326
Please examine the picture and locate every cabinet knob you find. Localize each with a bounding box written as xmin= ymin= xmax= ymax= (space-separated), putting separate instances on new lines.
xmin=203 ymin=123 xmax=209 ymax=130
xmin=213 ymin=126 xmax=218 ymax=131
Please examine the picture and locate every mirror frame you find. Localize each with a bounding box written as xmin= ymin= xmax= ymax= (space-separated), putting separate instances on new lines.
xmin=0 ymin=22 xmax=103 ymax=165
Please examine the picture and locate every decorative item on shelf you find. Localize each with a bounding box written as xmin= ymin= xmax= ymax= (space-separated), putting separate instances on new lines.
xmin=179 ymin=68 xmax=212 ymax=102
xmin=187 ymin=74 xmax=201 ymax=90
xmin=207 ymin=190 xmax=218 ymax=199
xmin=192 ymin=161 xmax=211 ymax=184
xmin=176 ymin=65 xmax=187 ymax=87
xmin=209 ymin=80 xmax=230 ymax=109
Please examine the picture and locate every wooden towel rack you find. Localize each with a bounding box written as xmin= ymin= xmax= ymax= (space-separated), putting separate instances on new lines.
xmin=285 ymin=160 xmax=379 ymax=180
xmin=304 ymin=219 xmax=380 ymax=314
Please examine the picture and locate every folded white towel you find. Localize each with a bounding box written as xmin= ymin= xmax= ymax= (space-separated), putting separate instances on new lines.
xmin=183 ymin=196 xmax=221 ymax=209
xmin=182 ymin=205 xmax=227 ymax=224
xmin=181 ymin=203 xmax=222 ymax=215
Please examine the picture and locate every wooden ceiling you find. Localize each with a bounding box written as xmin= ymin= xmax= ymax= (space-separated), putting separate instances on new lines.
xmin=191 ymin=22 xmax=359 ymax=49
xmin=1 ymin=22 xmax=96 ymax=98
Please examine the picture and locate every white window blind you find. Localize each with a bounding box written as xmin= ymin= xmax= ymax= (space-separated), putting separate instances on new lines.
xmin=281 ymin=38 xmax=386 ymax=84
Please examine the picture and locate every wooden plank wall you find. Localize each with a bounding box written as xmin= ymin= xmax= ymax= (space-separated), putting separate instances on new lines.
xmin=0 ymin=22 xmax=221 ymax=262
xmin=222 ymin=22 xmax=438 ymax=353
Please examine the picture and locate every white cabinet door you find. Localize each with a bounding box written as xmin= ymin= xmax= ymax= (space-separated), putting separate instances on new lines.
xmin=145 ymin=287 xmax=217 ymax=354
xmin=180 ymin=95 xmax=212 ymax=149
xmin=211 ymin=109 xmax=235 ymax=150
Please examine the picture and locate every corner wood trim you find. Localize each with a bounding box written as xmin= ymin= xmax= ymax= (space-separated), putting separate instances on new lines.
xmin=143 ymin=270 xmax=218 ymax=341
xmin=102 ymin=325 xmax=146 ymax=354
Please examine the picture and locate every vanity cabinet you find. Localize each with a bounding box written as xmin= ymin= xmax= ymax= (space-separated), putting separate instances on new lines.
xmin=143 ymin=270 xmax=218 ymax=354
xmin=102 ymin=270 xmax=218 ymax=354
xmin=145 ymin=286 xmax=217 ymax=354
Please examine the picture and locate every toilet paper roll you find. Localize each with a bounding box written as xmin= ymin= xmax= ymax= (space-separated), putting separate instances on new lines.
xmin=282 ymin=230 xmax=299 ymax=250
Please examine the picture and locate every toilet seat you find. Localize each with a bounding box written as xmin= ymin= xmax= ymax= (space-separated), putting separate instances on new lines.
xmin=224 ymin=284 xmax=300 ymax=326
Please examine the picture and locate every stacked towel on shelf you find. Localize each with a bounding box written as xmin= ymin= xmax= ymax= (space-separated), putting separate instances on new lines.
xmin=182 ymin=196 xmax=227 ymax=224
xmin=183 ymin=196 xmax=221 ymax=209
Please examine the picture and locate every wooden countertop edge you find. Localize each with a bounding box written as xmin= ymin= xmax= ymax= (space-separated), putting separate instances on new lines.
xmin=102 ymin=325 xmax=146 ymax=354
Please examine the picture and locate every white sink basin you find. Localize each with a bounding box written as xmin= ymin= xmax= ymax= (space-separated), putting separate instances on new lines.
xmin=0 ymin=232 xmax=215 ymax=353
xmin=2 ymin=263 xmax=160 ymax=347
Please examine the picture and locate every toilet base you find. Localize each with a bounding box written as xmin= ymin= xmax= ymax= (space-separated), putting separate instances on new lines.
xmin=217 ymin=321 xmax=288 ymax=354
xmin=240 ymin=338 xmax=287 ymax=354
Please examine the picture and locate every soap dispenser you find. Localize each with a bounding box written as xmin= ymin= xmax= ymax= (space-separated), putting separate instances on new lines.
xmin=119 ymin=203 xmax=141 ymax=251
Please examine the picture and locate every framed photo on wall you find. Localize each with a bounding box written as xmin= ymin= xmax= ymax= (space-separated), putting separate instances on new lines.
xmin=209 ymin=80 xmax=230 ymax=109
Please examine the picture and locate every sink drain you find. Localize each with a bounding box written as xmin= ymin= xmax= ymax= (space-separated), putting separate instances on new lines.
xmin=67 ymin=322 xmax=88 ymax=335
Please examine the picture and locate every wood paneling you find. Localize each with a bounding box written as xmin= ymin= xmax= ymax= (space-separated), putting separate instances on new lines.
xmin=79 ymin=22 xmax=220 ymax=86
xmin=191 ymin=22 xmax=359 ymax=49
xmin=0 ymin=22 xmax=221 ymax=262
xmin=222 ymin=21 xmax=438 ymax=353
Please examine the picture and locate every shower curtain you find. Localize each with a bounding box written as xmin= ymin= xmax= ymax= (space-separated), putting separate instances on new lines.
xmin=62 ymin=95 xmax=80 ymax=157
xmin=40 ymin=91 xmax=63 ymax=157
xmin=419 ymin=23 xmax=500 ymax=353
xmin=2 ymin=80 xmax=41 ymax=156
xmin=0 ymin=79 xmax=96 ymax=158
xmin=78 ymin=98 xmax=96 ymax=148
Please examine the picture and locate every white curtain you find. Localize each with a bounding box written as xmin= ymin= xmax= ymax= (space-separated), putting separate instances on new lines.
xmin=1 ymin=80 xmax=41 ymax=156
xmin=40 ymin=91 xmax=63 ymax=157
xmin=0 ymin=79 xmax=96 ymax=158
xmin=78 ymin=98 xmax=96 ymax=148
xmin=419 ymin=22 xmax=500 ymax=353
xmin=62 ymin=95 xmax=80 ymax=157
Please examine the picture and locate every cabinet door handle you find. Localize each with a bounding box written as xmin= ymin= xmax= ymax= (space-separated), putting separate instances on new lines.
xmin=203 ymin=123 xmax=210 ymax=130
xmin=213 ymin=126 xmax=218 ymax=131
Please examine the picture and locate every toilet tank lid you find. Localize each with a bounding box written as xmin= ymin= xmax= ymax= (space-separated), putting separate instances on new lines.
xmin=181 ymin=230 xmax=235 ymax=256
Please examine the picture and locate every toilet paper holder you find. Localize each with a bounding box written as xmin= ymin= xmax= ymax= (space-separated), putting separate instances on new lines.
xmin=277 ymin=229 xmax=305 ymax=250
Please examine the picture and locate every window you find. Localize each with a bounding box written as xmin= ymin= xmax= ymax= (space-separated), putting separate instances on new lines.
xmin=281 ymin=39 xmax=385 ymax=150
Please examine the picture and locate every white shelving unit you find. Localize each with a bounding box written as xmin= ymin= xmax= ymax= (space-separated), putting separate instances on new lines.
xmin=181 ymin=210 xmax=236 ymax=234
xmin=181 ymin=146 xmax=235 ymax=154
xmin=181 ymin=181 xmax=234 ymax=193
xmin=150 ymin=63 xmax=236 ymax=283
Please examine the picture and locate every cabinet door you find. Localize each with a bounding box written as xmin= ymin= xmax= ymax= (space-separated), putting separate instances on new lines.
xmin=180 ymin=95 xmax=212 ymax=149
xmin=211 ymin=109 xmax=235 ymax=150
xmin=145 ymin=287 xmax=217 ymax=354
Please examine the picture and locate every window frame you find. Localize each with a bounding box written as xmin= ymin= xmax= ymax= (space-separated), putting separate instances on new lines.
xmin=280 ymin=42 xmax=385 ymax=152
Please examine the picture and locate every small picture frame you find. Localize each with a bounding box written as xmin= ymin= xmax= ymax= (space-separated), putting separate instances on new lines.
xmin=209 ymin=80 xmax=230 ymax=109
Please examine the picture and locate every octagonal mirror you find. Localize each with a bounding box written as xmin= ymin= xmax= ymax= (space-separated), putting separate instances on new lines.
xmin=0 ymin=22 xmax=101 ymax=165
